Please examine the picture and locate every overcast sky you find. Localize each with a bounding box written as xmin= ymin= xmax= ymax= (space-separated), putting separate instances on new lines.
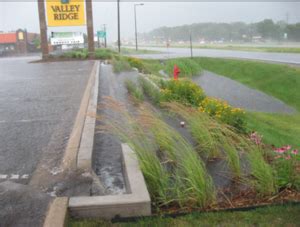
xmin=1 ymin=1 xmax=300 ymax=42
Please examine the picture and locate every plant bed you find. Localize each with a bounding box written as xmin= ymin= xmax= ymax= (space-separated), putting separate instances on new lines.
xmin=99 ymin=97 xmax=300 ymax=215
xmin=91 ymin=59 xmax=300 ymax=218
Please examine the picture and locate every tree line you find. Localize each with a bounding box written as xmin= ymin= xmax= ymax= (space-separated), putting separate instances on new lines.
xmin=141 ymin=19 xmax=300 ymax=42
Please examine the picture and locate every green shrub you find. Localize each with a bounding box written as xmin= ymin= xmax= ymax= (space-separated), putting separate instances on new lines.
xmin=126 ymin=57 xmax=149 ymax=73
xmin=160 ymin=79 xmax=206 ymax=107
xmin=112 ymin=57 xmax=132 ymax=73
xmin=62 ymin=49 xmax=88 ymax=59
xmin=199 ymin=97 xmax=246 ymax=132
xmin=95 ymin=48 xmax=116 ymax=60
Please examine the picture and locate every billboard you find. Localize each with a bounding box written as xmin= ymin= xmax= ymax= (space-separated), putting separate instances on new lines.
xmin=46 ymin=0 xmax=86 ymax=27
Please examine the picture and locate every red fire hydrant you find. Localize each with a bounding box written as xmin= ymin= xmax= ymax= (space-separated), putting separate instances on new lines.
xmin=173 ymin=64 xmax=180 ymax=80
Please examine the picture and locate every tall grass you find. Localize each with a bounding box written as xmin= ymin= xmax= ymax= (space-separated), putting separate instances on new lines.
xmin=165 ymin=58 xmax=203 ymax=77
xmin=125 ymin=79 xmax=144 ymax=103
xmin=97 ymin=98 xmax=170 ymax=203
xmin=163 ymin=102 xmax=244 ymax=178
xmin=140 ymin=111 xmax=216 ymax=207
xmin=138 ymin=76 xmax=162 ymax=104
xmin=99 ymin=98 xmax=215 ymax=208
xmin=247 ymin=147 xmax=278 ymax=196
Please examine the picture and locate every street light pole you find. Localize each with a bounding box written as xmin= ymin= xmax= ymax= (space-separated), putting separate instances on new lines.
xmin=190 ymin=33 xmax=193 ymax=59
xmin=103 ymin=24 xmax=107 ymax=48
xmin=117 ymin=0 xmax=121 ymax=53
xmin=134 ymin=3 xmax=144 ymax=51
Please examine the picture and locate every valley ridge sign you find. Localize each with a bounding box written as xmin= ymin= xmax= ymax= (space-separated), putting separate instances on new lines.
xmin=46 ymin=0 xmax=86 ymax=27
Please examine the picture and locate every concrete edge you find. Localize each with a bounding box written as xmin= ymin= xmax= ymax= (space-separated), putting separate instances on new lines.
xmin=77 ymin=60 xmax=100 ymax=171
xmin=43 ymin=197 xmax=69 ymax=227
xmin=68 ymin=143 xmax=151 ymax=220
xmin=61 ymin=60 xmax=100 ymax=171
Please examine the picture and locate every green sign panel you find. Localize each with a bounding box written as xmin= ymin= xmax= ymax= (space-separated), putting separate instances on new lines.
xmin=97 ymin=31 xmax=106 ymax=38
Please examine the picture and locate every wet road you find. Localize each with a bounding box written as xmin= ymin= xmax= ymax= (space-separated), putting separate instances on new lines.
xmin=193 ymin=70 xmax=296 ymax=114
xmin=129 ymin=46 xmax=300 ymax=65
xmin=0 ymin=56 xmax=94 ymax=182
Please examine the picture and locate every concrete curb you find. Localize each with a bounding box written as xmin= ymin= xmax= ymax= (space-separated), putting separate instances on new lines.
xmin=62 ymin=61 xmax=100 ymax=171
xmin=69 ymin=144 xmax=151 ymax=219
xmin=43 ymin=197 xmax=69 ymax=227
xmin=77 ymin=61 xmax=100 ymax=171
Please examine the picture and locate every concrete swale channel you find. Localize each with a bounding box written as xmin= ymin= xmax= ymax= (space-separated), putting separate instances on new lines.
xmin=68 ymin=62 xmax=151 ymax=219
xmin=45 ymin=62 xmax=151 ymax=226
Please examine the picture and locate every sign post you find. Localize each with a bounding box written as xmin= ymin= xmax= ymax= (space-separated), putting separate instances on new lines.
xmin=85 ymin=0 xmax=95 ymax=56
xmin=97 ymin=30 xmax=107 ymax=48
xmin=38 ymin=0 xmax=49 ymax=59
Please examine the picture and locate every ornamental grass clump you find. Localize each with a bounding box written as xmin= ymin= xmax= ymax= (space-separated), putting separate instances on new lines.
xmin=139 ymin=112 xmax=216 ymax=207
xmin=138 ymin=76 xmax=162 ymax=104
xmin=97 ymin=97 xmax=170 ymax=204
xmin=125 ymin=79 xmax=144 ymax=103
xmin=247 ymin=147 xmax=278 ymax=196
xmin=163 ymin=102 xmax=244 ymax=178
xmin=99 ymin=98 xmax=216 ymax=208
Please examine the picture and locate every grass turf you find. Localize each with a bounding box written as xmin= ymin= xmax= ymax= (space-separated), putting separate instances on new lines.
xmin=68 ymin=204 xmax=300 ymax=227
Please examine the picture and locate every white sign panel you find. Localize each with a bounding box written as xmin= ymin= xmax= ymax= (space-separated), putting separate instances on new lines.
xmin=50 ymin=36 xmax=84 ymax=46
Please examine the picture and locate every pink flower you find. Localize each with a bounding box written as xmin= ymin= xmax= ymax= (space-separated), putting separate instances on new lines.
xmin=250 ymin=132 xmax=262 ymax=145
xmin=285 ymin=145 xmax=292 ymax=150
xmin=285 ymin=155 xmax=291 ymax=160
xmin=275 ymin=147 xmax=286 ymax=154
xmin=291 ymin=149 xmax=298 ymax=155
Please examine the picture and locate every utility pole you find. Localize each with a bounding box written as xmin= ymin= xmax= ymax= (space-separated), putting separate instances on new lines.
xmin=190 ymin=34 xmax=193 ymax=59
xmin=134 ymin=3 xmax=144 ymax=51
xmin=103 ymin=24 xmax=107 ymax=48
xmin=37 ymin=0 xmax=49 ymax=60
xmin=86 ymin=0 xmax=95 ymax=56
xmin=117 ymin=0 xmax=121 ymax=53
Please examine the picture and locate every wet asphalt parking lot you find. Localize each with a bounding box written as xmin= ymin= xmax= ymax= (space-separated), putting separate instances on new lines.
xmin=0 ymin=56 xmax=94 ymax=226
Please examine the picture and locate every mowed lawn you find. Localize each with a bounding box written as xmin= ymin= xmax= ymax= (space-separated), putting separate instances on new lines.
xmin=69 ymin=204 xmax=300 ymax=227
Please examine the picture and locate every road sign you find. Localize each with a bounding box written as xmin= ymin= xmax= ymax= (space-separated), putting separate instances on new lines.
xmin=46 ymin=0 xmax=86 ymax=27
xmin=97 ymin=31 xmax=106 ymax=38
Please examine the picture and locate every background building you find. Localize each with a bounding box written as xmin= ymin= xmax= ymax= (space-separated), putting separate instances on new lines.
xmin=0 ymin=29 xmax=40 ymax=56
